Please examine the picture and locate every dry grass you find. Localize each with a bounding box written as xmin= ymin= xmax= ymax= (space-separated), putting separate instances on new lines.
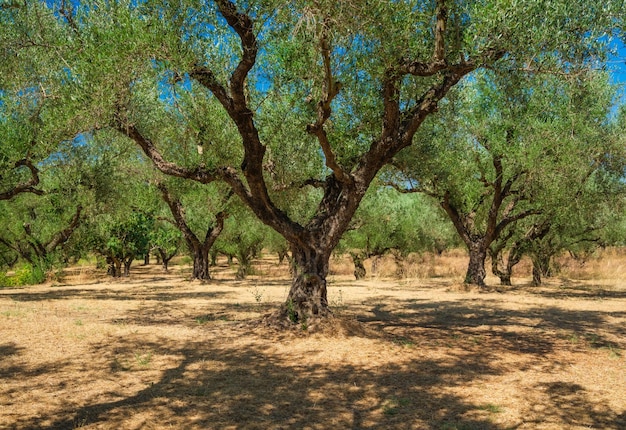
xmin=1 ymin=251 xmax=625 ymax=429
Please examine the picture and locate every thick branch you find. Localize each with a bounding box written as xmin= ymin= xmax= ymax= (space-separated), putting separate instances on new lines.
xmin=0 ymin=159 xmax=44 ymax=200
xmin=157 ymin=183 xmax=201 ymax=251
xmin=440 ymin=191 xmax=473 ymax=246
xmin=215 ymin=0 xmax=257 ymax=106
xmin=494 ymin=208 xmax=542 ymax=240
xmin=190 ymin=65 xmax=234 ymax=113
xmin=433 ymin=0 xmax=447 ymax=64
xmin=117 ymin=123 xmax=220 ymax=185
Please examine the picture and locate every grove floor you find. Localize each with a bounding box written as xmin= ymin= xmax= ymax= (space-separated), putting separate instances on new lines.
xmin=1 ymin=256 xmax=625 ymax=429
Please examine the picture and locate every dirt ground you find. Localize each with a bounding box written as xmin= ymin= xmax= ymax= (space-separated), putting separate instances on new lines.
xmin=1 ymin=252 xmax=625 ymax=430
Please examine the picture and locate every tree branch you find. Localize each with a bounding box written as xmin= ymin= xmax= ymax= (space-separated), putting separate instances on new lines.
xmin=215 ymin=0 xmax=257 ymax=106
xmin=306 ymin=18 xmax=351 ymax=184
xmin=45 ymin=205 xmax=83 ymax=253
xmin=157 ymin=183 xmax=201 ymax=251
xmin=0 ymin=159 xmax=44 ymax=201
xmin=116 ymin=122 xmax=220 ymax=185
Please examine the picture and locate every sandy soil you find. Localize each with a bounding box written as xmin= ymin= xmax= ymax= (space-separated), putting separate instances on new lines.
xmin=1 ymin=255 xmax=625 ymax=429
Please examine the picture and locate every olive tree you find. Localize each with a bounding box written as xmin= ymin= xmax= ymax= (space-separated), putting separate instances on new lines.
xmin=156 ymin=180 xmax=232 ymax=280
xmin=392 ymin=70 xmax=621 ymax=287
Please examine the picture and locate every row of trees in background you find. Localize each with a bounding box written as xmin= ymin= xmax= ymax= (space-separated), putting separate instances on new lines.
xmin=1 ymin=0 xmax=626 ymax=322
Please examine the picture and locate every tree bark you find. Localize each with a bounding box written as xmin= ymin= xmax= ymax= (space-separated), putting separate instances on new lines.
xmin=531 ymin=254 xmax=551 ymax=286
xmin=119 ymin=0 xmax=500 ymax=324
xmin=192 ymin=247 xmax=211 ymax=280
xmin=123 ymin=255 xmax=133 ymax=277
xmin=278 ymin=243 xmax=331 ymax=322
xmin=350 ymin=252 xmax=366 ymax=280
xmin=465 ymin=242 xmax=488 ymax=287
xmin=156 ymin=248 xmax=176 ymax=271
xmin=0 ymin=159 xmax=44 ymax=201
xmin=490 ymin=249 xmax=512 ymax=286
xmin=107 ymin=256 xmax=122 ymax=277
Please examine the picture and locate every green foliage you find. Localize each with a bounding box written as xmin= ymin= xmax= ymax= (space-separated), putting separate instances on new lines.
xmin=150 ymin=222 xmax=182 ymax=260
xmin=214 ymin=205 xmax=269 ymax=279
xmin=2 ymin=0 xmax=625 ymax=291
xmin=340 ymin=186 xmax=457 ymax=258
xmin=0 ymin=262 xmax=46 ymax=287
xmin=96 ymin=211 xmax=154 ymax=264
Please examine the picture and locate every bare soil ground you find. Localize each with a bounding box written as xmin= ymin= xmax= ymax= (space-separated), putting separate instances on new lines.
xmin=1 ymin=251 xmax=625 ymax=429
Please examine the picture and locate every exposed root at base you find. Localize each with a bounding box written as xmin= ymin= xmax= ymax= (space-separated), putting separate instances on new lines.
xmin=248 ymin=311 xmax=379 ymax=338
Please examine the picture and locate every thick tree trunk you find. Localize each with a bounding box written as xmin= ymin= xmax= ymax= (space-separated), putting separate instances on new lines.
xmin=491 ymin=251 xmax=512 ymax=286
xmin=490 ymin=244 xmax=525 ymax=286
xmin=278 ymin=244 xmax=331 ymax=323
xmin=192 ymin=246 xmax=211 ymax=280
xmin=465 ymin=243 xmax=487 ymax=287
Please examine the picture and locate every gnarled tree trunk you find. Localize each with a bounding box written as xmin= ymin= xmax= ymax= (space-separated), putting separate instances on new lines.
xmin=531 ymin=254 xmax=552 ymax=286
xmin=280 ymin=243 xmax=331 ymax=322
xmin=192 ymin=246 xmax=211 ymax=280
xmin=465 ymin=242 xmax=488 ymax=287
xmin=107 ymin=256 xmax=122 ymax=277
xmin=123 ymin=255 xmax=134 ymax=277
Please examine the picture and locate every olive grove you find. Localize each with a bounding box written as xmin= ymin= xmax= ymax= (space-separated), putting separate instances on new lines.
xmin=1 ymin=0 xmax=624 ymax=321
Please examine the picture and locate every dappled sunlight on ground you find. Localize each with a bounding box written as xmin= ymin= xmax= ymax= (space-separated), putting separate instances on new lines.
xmin=1 ymin=256 xmax=625 ymax=429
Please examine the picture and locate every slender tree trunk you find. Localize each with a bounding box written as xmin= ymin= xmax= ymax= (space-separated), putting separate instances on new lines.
xmin=107 ymin=256 xmax=122 ymax=277
xmin=156 ymin=248 xmax=176 ymax=272
xmin=277 ymin=250 xmax=289 ymax=265
xmin=465 ymin=242 xmax=488 ymax=287
xmin=279 ymin=243 xmax=331 ymax=322
xmin=350 ymin=252 xmax=366 ymax=280
xmin=123 ymin=255 xmax=134 ymax=277
xmin=235 ymin=252 xmax=254 ymax=280
xmin=531 ymin=254 xmax=551 ymax=286
xmin=157 ymin=183 xmax=228 ymax=281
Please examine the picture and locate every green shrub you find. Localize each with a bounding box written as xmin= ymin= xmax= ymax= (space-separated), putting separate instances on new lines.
xmin=0 ymin=271 xmax=11 ymax=288
xmin=3 ymin=263 xmax=48 ymax=287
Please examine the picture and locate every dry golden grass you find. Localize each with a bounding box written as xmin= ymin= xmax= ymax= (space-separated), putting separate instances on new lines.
xmin=1 ymin=250 xmax=625 ymax=429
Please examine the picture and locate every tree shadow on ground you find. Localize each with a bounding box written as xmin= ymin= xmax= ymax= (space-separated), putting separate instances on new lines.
xmin=0 ymin=342 xmax=23 ymax=358
xmin=520 ymin=382 xmax=626 ymax=429
xmin=496 ymin=278 xmax=626 ymax=300
xmin=0 ymin=286 xmax=233 ymax=303
xmin=12 ymin=333 xmax=510 ymax=430
xmin=355 ymin=296 xmax=625 ymax=355
xmin=5 ymin=278 xmax=625 ymax=429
